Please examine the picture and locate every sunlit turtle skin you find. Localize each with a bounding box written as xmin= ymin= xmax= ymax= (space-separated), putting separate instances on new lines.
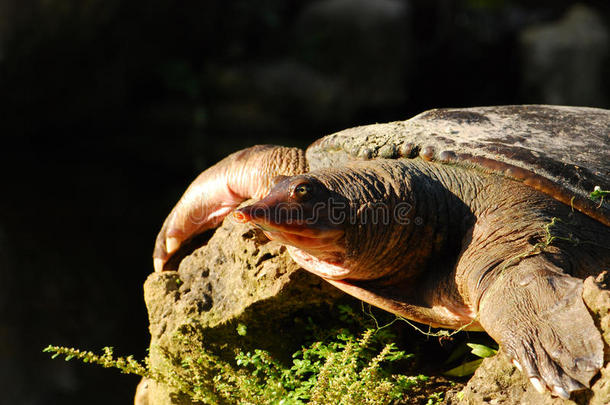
xmin=153 ymin=105 xmax=610 ymax=399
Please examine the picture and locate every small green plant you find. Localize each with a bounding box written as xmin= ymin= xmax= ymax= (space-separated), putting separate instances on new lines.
xmin=42 ymin=345 xmax=150 ymax=376
xmin=500 ymin=215 xmax=600 ymax=274
xmin=44 ymin=307 xmax=426 ymax=404
xmin=590 ymin=186 xmax=609 ymax=207
xmin=444 ymin=343 xmax=497 ymax=378
xmin=232 ymin=329 xmax=423 ymax=404
xmin=425 ymin=391 xmax=444 ymax=405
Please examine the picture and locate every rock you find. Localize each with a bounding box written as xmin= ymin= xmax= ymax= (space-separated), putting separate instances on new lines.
xmin=520 ymin=4 xmax=609 ymax=107
xmin=135 ymin=377 xmax=151 ymax=405
xmin=447 ymin=272 xmax=610 ymax=405
xmin=142 ymin=215 xmax=349 ymax=404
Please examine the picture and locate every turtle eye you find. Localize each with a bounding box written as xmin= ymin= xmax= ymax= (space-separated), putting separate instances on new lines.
xmin=291 ymin=182 xmax=313 ymax=201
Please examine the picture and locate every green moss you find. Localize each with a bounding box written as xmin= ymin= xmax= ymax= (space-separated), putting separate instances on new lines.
xmin=44 ymin=306 xmax=428 ymax=404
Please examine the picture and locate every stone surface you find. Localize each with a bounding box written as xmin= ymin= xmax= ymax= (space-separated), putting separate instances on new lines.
xmin=447 ymin=272 xmax=610 ymax=405
xmin=143 ymin=214 xmax=349 ymax=404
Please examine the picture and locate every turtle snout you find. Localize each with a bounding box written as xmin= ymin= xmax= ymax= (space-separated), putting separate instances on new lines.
xmin=233 ymin=203 xmax=272 ymax=224
xmin=233 ymin=207 xmax=253 ymax=223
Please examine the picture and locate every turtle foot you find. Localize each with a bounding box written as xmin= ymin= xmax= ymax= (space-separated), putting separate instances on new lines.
xmin=505 ymin=324 xmax=597 ymax=398
xmin=152 ymin=145 xmax=308 ymax=271
xmin=478 ymin=262 xmax=604 ymax=398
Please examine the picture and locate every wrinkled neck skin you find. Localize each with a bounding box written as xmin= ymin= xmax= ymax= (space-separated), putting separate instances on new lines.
xmin=289 ymin=159 xmax=480 ymax=291
xmin=457 ymin=178 xmax=610 ymax=314
xmin=282 ymin=158 xmax=610 ymax=329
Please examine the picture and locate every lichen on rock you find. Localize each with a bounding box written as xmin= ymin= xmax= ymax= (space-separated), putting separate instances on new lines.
xmin=143 ymin=216 xmax=350 ymax=404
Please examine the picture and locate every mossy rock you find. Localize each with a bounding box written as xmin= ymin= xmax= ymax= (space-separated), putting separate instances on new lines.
xmin=142 ymin=216 xmax=352 ymax=404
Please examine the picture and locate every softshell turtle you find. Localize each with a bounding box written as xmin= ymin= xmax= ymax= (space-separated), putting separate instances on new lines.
xmin=153 ymin=105 xmax=610 ymax=399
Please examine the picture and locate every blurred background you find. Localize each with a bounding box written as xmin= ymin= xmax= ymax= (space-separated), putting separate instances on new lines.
xmin=0 ymin=0 xmax=608 ymax=403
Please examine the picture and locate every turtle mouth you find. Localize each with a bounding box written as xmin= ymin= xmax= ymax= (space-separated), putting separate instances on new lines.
xmin=261 ymin=228 xmax=344 ymax=249
xmin=233 ymin=203 xmax=349 ymax=278
xmin=233 ymin=208 xmax=345 ymax=251
xmin=286 ymin=246 xmax=351 ymax=280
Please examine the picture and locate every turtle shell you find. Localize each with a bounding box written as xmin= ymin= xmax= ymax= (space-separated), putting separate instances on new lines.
xmin=307 ymin=105 xmax=610 ymax=226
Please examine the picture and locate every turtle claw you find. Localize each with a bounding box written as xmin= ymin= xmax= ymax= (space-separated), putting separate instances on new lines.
xmin=552 ymin=385 xmax=569 ymax=399
xmin=504 ymin=299 xmax=601 ymax=398
xmin=478 ymin=262 xmax=603 ymax=399
xmin=515 ymin=341 xmax=588 ymax=398
xmin=154 ymin=258 xmax=164 ymax=273
xmin=165 ymin=237 xmax=180 ymax=255
xmin=529 ymin=377 xmax=545 ymax=394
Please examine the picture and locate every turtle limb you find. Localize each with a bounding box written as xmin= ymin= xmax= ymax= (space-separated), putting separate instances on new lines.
xmin=476 ymin=256 xmax=603 ymax=398
xmin=153 ymin=145 xmax=307 ymax=271
xmin=322 ymin=278 xmax=482 ymax=331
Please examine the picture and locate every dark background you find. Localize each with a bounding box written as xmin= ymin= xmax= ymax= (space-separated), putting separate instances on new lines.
xmin=0 ymin=0 xmax=608 ymax=403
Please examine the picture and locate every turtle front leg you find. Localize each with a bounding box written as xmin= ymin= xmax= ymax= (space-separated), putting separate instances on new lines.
xmin=476 ymin=255 xmax=603 ymax=398
xmin=153 ymin=145 xmax=307 ymax=271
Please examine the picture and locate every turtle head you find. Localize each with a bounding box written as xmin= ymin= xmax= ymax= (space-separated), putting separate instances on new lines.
xmin=233 ymin=175 xmax=346 ymax=261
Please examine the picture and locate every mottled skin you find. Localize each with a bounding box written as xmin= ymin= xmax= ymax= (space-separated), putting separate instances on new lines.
xmin=153 ymin=107 xmax=610 ymax=399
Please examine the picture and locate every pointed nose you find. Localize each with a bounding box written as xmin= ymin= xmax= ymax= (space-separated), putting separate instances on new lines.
xmin=233 ymin=207 xmax=252 ymax=223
